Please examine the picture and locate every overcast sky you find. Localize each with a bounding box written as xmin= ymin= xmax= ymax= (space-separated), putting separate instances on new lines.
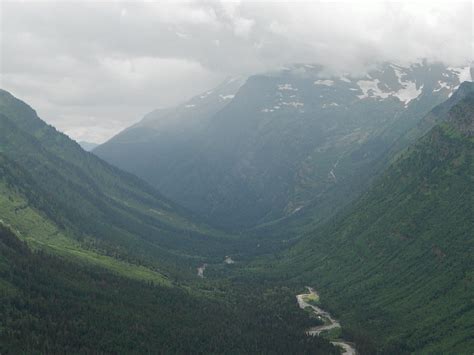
xmin=0 ymin=0 xmax=472 ymax=143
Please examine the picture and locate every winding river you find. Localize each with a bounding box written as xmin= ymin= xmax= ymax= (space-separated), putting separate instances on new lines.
xmin=297 ymin=287 xmax=356 ymax=355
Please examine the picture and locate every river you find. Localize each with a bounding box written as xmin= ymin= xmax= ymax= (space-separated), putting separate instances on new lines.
xmin=297 ymin=287 xmax=356 ymax=355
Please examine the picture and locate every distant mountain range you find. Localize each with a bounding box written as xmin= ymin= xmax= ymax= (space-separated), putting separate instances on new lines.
xmin=95 ymin=61 xmax=473 ymax=229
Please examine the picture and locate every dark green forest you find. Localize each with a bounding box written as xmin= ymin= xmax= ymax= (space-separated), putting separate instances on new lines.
xmin=0 ymin=224 xmax=337 ymax=354
xmin=246 ymin=85 xmax=474 ymax=353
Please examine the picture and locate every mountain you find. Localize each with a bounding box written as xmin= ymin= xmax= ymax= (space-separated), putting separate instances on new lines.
xmin=270 ymin=82 xmax=474 ymax=353
xmin=0 ymin=89 xmax=340 ymax=353
xmin=0 ymin=88 xmax=237 ymax=279
xmin=93 ymin=76 xmax=245 ymax=194
xmin=78 ymin=141 xmax=99 ymax=151
xmin=95 ymin=61 xmax=472 ymax=229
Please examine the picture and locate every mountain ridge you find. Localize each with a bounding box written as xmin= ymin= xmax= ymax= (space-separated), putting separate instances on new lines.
xmin=95 ymin=61 xmax=472 ymax=229
xmin=0 ymin=88 xmax=239 ymax=279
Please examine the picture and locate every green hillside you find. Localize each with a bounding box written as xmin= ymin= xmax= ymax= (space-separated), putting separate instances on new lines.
xmin=0 ymin=89 xmax=240 ymax=278
xmin=269 ymin=82 xmax=474 ymax=353
xmin=0 ymin=89 xmax=340 ymax=353
xmin=0 ymin=223 xmax=338 ymax=353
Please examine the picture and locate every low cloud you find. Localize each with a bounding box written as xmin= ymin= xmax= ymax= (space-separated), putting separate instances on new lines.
xmin=0 ymin=0 xmax=472 ymax=142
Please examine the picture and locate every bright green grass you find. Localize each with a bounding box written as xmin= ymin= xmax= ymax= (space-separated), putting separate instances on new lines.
xmin=304 ymin=292 xmax=320 ymax=304
xmin=319 ymin=327 xmax=342 ymax=340
xmin=0 ymin=182 xmax=170 ymax=286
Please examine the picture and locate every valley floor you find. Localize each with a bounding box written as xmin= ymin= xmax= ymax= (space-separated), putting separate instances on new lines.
xmin=297 ymin=287 xmax=357 ymax=355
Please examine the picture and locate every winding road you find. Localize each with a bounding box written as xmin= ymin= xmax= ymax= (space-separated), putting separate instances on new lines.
xmin=297 ymin=287 xmax=356 ymax=355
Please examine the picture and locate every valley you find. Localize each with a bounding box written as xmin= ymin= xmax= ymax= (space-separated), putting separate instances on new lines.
xmin=0 ymin=77 xmax=473 ymax=353
xmin=95 ymin=62 xmax=471 ymax=229
xmin=2 ymin=3 xmax=472 ymax=353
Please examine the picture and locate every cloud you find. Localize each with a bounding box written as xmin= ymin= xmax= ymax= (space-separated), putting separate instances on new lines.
xmin=0 ymin=0 xmax=472 ymax=142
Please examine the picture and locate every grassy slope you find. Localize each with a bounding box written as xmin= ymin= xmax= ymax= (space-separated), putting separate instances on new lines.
xmin=0 ymin=179 xmax=170 ymax=285
xmin=0 ymin=89 xmax=239 ymax=279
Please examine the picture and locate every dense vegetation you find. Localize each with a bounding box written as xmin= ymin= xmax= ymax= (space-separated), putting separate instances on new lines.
xmin=0 ymin=224 xmax=338 ymax=354
xmin=0 ymin=89 xmax=240 ymax=277
xmin=0 ymin=89 xmax=340 ymax=353
xmin=256 ymin=85 xmax=474 ymax=353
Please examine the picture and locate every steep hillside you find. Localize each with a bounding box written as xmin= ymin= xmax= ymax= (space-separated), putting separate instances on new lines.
xmin=274 ymin=83 xmax=474 ymax=353
xmin=96 ymin=62 xmax=472 ymax=228
xmin=0 ymin=89 xmax=342 ymax=353
xmin=94 ymin=77 xmax=245 ymax=190
xmin=0 ymin=89 xmax=236 ymax=279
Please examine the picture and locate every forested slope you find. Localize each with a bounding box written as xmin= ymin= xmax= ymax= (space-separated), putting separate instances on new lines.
xmin=0 ymin=89 xmax=340 ymax=353
xmin=268 ymin=83 xmax=474 ymax=353
xmin=0 ymin=89 xmax=237 ymax=278
xmin=0 ymin=224 xmax=338 ymax=353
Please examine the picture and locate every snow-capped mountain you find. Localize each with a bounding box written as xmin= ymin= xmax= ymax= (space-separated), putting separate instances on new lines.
xmin=95 ymin=61 xmax=472 ymax=228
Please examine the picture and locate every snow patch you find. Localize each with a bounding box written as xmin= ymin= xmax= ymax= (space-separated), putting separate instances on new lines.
xmin=448 ymin=66 xmax=473 ymax=83
xmin=357 ymin=70 xmax=423 ymax=106
xmin=356 ymin=79 xmax=391 ymax=99
xmin=219 ymin=94 xmax=235 ymax=100
xmin=314 ymin=79 xmax=334 ymax=86
xmin=278 ymin=83 xmax=298 ymax=91
xmin=391 ymin=68 xmax=423 ymax=105
xmin=199 ymin=90 xmax=213 ymax=99
xmin=281 ymin=101 xmax=304 ymax=108
xmin=394 ymin=83 xmax=423 ymax=105
xmin=322 ymin=102 xmax=340 ymax=109
xmin=185 ymin=104 xmax=195 ymax=108
xmin=433 ymin=81 xmax=452 ymax=92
